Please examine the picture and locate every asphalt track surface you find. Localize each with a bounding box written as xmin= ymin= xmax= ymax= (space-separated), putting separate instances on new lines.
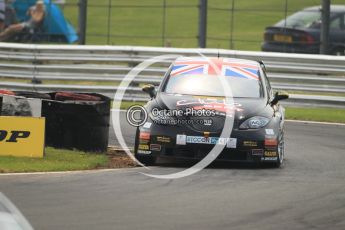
xmin=0 ymin=114 xmax=345 ymax=230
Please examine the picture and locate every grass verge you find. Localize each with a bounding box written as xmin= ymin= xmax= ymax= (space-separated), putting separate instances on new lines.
xmin=119 ymin=101 xmax=146 ymax=110
xmin=0 ymin=147 xmax=109 ymax=173
xmin=62 ymin=0 xmax=345 ymax=50
xmin=286 ymin=107 xmax=345 ymax=123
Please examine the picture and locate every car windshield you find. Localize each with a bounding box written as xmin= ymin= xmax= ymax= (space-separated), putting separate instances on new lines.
xmin=164 ymin=74 xmax=262 ymax=98
xmin=275 ymin=9 xmax=321 ymax=28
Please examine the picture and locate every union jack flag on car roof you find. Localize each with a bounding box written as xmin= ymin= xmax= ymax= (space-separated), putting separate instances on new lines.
xmin=171 ymin=57 xmax=260 ymax=80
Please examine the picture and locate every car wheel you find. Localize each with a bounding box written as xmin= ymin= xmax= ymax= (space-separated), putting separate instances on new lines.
xmin=134 ymin=128 xmax=139 ymax=154
xmin=274 ymin=132 xmax=285 ymax=168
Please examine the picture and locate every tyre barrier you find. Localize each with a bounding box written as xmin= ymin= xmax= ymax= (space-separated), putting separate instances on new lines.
xmin=0 ymin=90 xmax=15 ymax=96
xmin=43 ymin=92 xmax=110 ymax=152
xmin=14 ymin=91 xmax=52 ymax=100
xmin=54 ymin=92 xmax=102 ymax=102
xmin=0 ymin=91 xmax=110 ymax=153
xmin=0 ymin=93 xmax=42 ymax=117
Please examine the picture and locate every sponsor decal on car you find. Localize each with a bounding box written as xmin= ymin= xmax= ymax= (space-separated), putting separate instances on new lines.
xmin=184 ymin=136 xmax=237 ymax=148
xmin=150 ymin=144 xmax=161 ymax=151
xmin=171 ymin=57 xmax=259 ymax=80
xmin=137 ymin=150 xmax=151 ymax=154
xmin=262 ymin=157 xmax=278 ymax=161
xmin=265 ymin=129 xmax=275 ymax=135
xmin=186 ymin=136 xmax=225 ymax=145
xmin=176 ymin=98 xmax=243 ymax=113
xmin=226 ymin=138 xmax=237 ymax=149
xmin=139 ymin=132 xmax=150 ymax=141
xmin=202 ymin=119 xmax=213 ymax=126
xmin=176 ymin=134 xmax=187 ymax=145
xmin=252 ymin=149 xmax=264 ymax=156
xmin=264 ymin=151 xmax=277 ymax=157
xmin=156 ymin=136 xmax=171 ymax=143
xmin=143 ymin=122 xmax=152 ymax=129
xmin=243 ymin=140 xmax=258 ymax=147
xmin=138 ymin=144 xmax=149 ymax=150
xmin=139 ymin=140 xmax=149 ymax=144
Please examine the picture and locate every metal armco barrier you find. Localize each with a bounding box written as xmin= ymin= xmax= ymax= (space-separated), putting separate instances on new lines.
xmin=0 ymin=43 xmax=344 ymax=108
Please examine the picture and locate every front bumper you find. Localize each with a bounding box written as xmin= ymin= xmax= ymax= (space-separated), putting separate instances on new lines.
xmin=136 ymin=123 xmax=280 ymax=163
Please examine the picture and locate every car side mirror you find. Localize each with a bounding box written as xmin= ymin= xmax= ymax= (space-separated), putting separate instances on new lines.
xmin=271 ymin=91 xmax=289 ymax=105
xmin=142 ymin=84 xmax=156 ymax=98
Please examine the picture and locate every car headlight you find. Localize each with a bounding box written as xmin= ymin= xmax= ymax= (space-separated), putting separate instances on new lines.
xmin=239 ymin=116 xmax=270 ymax=129
xmin=149 ymin=109 xmax=178 ymax=125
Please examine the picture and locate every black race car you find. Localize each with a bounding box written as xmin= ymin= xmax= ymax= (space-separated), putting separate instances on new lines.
xmin=134 ymin=57 xmax=288 ymax=167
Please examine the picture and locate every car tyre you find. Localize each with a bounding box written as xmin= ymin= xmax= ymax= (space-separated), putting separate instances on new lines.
xmin=14 ymin=91 xmax=51 ymax=100
xmin=54 ymin=92 xmax=101 ymax=101
xmin=273 ymin=132 xmax=285 ymax=168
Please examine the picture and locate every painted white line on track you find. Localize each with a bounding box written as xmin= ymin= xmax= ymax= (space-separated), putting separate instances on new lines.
xmin=286 ymin=119 xmax=345 ymax=126
xmin=111 ymin=109 xmax=128 ymax=112
xmin=0 ymin=167 xmax=146 ymax=177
